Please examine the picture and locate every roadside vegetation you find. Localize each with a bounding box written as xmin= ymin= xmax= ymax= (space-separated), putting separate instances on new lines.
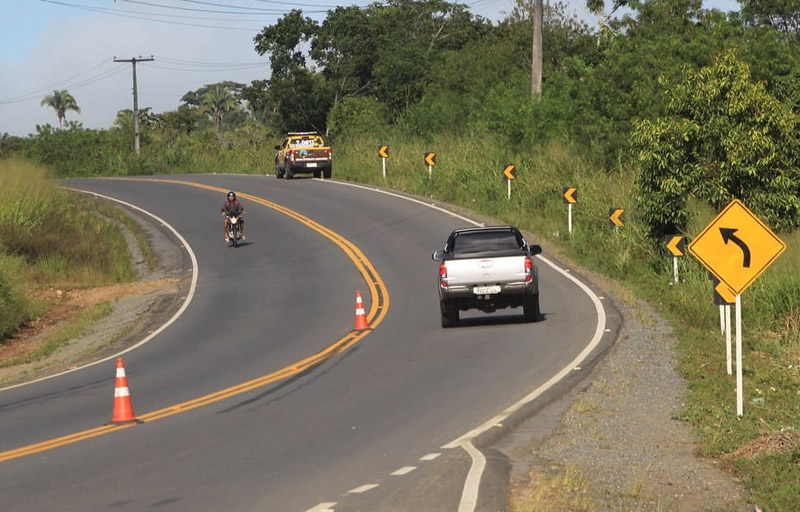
xmin=0 ymin=159 xmax=137 ymax=343
xmin=2 ymin=0 xmax=799 ymax=508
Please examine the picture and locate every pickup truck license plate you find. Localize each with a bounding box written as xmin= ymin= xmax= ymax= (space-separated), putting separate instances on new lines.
xmin=306 ymin=162 xmax=318 ymax=167
xmin=473 ymin=285 xmax=501 ymax=295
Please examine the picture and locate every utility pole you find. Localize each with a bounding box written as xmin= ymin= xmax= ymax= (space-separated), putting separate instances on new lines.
xmin=531 ymin=0 xmax=543 ymax=101
xmin=114 ymin=56 xmax=154 ymax=156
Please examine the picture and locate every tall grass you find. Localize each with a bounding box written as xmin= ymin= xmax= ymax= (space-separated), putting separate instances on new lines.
xmin=0 ymin=159 xmax=135 ymax=287
xmin=0 ymin=159 xmax=136 ymax=340
xmin=333 ymin=133 xmax=800 ymax=510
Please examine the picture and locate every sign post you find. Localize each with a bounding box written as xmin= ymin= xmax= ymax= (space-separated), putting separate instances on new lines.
xmin=378 ymin=145 xmax=389 ymax=180
xmin=425 ymin=152 xmax=436 ymax=180
xmin=562 ymin=187 xmax=577 ymax=233
xmin=503 ymin=165 xmax=516 ymax=200
xmin=712 ymin=275 xmax=736 ymax=375
xmin=689 ymin=199 xmax=786 ymax=416
xmin=664 ymin=235 xmax=686 ymax=283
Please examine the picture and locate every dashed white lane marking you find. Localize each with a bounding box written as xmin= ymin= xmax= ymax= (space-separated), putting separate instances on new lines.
xmin=420 ymin=453 xmax=441 ymax=461
xmin=305 ymin=503 xmax=336 ymax=512
xmin=391 ymin=466 xmax=416 ymax=476
xmin=348 ymin=484 xmax=379 ymax=494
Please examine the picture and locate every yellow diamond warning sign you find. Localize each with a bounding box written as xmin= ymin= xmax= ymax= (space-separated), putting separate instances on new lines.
xmin=688 ymin=199 xmax=786 ymax=295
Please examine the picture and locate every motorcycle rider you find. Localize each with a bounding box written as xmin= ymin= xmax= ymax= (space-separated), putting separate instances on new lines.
xmin=221 ymin=191 xmax=246 ymax=242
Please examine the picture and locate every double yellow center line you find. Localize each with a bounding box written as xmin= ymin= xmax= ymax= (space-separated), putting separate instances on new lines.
xmin=0 ymin=178 xmax=389 ymax=462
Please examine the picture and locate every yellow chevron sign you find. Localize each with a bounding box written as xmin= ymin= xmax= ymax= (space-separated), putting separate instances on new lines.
xmin=425 ymin=152 xmax=436 ymax=166
xmin=609 ymin=208 xmax=625 ymax=227
xmin=665 ymin=235 xmax=686 ymax=257
xmin=503 ymin=165 xmax=516 ymax=181
xmin=378 ymin=145 xmax=389 ymax=158
xmin=562 ymin=187 xmax=577 ymax=204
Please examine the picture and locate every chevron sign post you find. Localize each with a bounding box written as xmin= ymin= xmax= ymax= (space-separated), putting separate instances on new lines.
xmin=664 ymin=234 xmax=686 ymax=284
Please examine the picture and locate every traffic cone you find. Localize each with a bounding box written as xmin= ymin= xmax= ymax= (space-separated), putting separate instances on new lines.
xmin=110 ymin=358 xmax=138 ymax=424
xmin=354 ymin=291 xmax=370 ymax=330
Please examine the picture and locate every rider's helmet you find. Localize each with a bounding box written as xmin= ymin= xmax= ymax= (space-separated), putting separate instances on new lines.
xmin=227 ymin=191 xmax=236 ymax=201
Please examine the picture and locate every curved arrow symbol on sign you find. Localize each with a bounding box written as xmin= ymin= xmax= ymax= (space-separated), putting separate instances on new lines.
xmin=720 ymin=227 xmax=751 ymax=268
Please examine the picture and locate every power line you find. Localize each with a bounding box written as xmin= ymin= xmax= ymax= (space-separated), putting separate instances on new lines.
xmin=183 ymin=0 xmax=351 ymax=9
xmin=144 ymin=63 xmax=266 ymax=72
xmin=121 ymin=0 xmax=327 ymax=15
xmin=39 ymin=0 xmax=271 ymax=30
xmin=0 ymin=64 xmax=127 ymax=105
xmin=0 ymin=60 xmax=111 ymax=104
xmin=152 ymin=54 xmax=266 ymax=67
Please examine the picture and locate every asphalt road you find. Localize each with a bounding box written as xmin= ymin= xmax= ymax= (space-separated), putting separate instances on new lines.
xmin=0 ymin=175 xmax=616 ymax=511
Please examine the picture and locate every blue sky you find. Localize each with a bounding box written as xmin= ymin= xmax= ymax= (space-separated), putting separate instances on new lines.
xmin=1 ymin=0 xmax=740 ymax=136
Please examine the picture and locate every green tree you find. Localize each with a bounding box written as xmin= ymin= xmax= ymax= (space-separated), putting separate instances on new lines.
xmin=311 ymin=6 xmax=380 ymax=106
xmin=200 ymin=85 xmax=239 ymax=132
xmin=740 ymin=0 xmax=800 ymax=35
xmin=254 ymin=9 xmax=326 ymax=131
xmin=180 ymin=82 xmax=245 ymax=107
xmin=40 ymin=90 xmax=81 ymax=129
xmin=633 ymin=50 xmax=800 ymax=236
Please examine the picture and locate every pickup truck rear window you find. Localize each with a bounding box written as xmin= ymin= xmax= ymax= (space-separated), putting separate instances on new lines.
xmin=451 ymin=232 xmax=521 ymax=255
xmin=289 ymin=137 xmax=325 ymax=148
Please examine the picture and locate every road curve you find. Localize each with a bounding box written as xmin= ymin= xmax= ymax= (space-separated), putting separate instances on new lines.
xmin=0 ymin=175 xmax=617 ymax=511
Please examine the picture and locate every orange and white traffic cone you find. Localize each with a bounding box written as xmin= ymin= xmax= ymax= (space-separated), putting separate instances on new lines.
xmin=110 ymin=358 xmax=138 ymax=424
xmin=354 ymin=291 xmax=370 ymax=330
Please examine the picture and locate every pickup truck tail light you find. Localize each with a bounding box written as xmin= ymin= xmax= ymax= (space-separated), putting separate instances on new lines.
xmin=439 ymin=263 xmax=448 ymax=288
xmin=326 ymin=148 xmax=332 ymax=161
xmin=289 ymin=150 xmax=295 ymax=162
xmin=524 ymin=257 xmax=533 ymax=282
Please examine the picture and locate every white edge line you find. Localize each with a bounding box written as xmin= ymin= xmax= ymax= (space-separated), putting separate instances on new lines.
xmin=458 ymin=441 xmax=486 ymax=512
xmin=441 ymin=254 xmax=607 ymax=448
xmin=316 ymin=179 xmax=485 ymax=227
xmin=317 ymin=178 xmax=608 ymax=511
xmin=0 ymin=188 xmax=199 ymax=392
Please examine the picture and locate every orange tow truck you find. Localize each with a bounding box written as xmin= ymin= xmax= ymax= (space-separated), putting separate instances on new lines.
xmin=274 ymin=131 xmax=332 ymax=179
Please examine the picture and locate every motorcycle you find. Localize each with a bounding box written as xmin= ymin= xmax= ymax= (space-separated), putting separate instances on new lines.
xmin=226 ymin=214 xmax=243 ymax=247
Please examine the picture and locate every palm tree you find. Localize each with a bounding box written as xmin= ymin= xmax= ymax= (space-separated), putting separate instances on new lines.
xmin=40 ymin=89 xmax=81 ymax=128
xmin=200 ymin=84 xmax=238 ymax=132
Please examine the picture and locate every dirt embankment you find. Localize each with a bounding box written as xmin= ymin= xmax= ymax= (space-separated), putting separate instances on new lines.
xmin=0 ymin=199 xmax=192 ymax=387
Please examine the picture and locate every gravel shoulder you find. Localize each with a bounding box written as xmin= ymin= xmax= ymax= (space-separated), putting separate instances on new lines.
xmin=498 ymin=270 xmax=752 ymax=511
xmin=0 ymin=198 xmax=192 ymax=388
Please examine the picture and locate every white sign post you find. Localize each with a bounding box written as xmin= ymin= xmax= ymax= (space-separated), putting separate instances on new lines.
xmin=725 ymin=304 xmax=732 ymax=375
xmin=735 ymin=295 xmax=743 ymax=416
xmin=568 ymin=203 xmax=573 ymax=233
xmin=672 ymin=256 xmax=679 ymax=283
xmin=382 ymin=158 xmax=387 ymax=180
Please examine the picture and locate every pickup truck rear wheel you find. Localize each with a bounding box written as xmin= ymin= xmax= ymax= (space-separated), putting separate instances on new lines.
xmin=523 ymin=293 xmax=540 ymax=322
xmin=275 ymin=164 xmax=284 ymax=179
xmin=323 ymin=166 xmax=332 ymax=179
xmin=313 ymin=169 xmax=321 ymax=178
xmin=285 ymin=165 xmax=294 ymax=179
xmin=440 ymin=301 xmax=459 ymax=328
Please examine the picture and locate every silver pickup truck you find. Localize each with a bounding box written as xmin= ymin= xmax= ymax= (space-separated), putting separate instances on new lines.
xmin=431 ymin=226 xmax=542 ymax=328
